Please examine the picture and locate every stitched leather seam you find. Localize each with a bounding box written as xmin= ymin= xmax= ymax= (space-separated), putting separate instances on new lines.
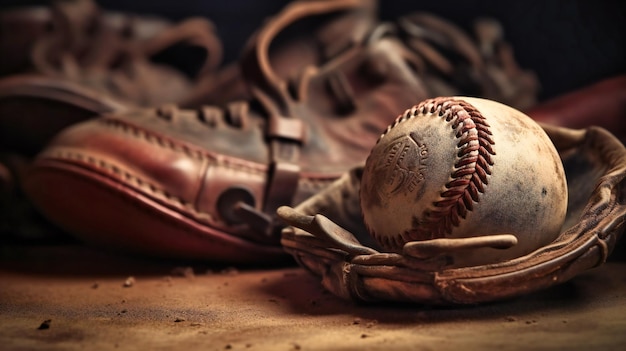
xmin=45 ymin=149 xmax=339 ymax=228
xmin=47 ymin=149 xmax=220 ymax=223
xmin=99 ymin=117 xmax=341 ymax=189
xmin=35 ymin=159 xmax=282 ymax=252
xmin=99 ymin=118 xmax=267 ymax=174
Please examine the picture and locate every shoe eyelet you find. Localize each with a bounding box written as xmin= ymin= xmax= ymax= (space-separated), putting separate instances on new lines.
xmin=216 ymin=186 xmax=256 ymax=224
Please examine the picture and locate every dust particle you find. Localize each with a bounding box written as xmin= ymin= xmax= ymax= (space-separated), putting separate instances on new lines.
xmin=37 ymin=319 xmax=51 ymax=330
xmin=174 ymin=317 xmax=186 ymax=322
xmin=361 ymin=333 xmax=368 ymax=338
xmin=123 ymin=276 xmax=135 ymax=287
xmin=91 ymin=283 xmax=99 ymax=289
xmin=505 ymin=316 xmax=517 ymax=322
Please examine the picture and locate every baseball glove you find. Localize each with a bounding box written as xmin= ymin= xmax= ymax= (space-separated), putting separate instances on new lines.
xmin=278 ymin=123 xmax=626 ymax=304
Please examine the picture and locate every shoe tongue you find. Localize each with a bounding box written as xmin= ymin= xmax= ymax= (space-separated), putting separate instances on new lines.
xmin=240 ymin=0 xmax=378 ymax=109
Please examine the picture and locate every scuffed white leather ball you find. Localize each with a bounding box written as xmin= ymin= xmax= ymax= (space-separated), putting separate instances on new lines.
xmin=360 ymin=97 xmax=568 ymax=267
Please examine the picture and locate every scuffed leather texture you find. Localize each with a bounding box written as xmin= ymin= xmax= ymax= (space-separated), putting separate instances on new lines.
xmin=278 ymin=124 xmax=626 ymax=304
xmin=23 ymin=0 xmax=538 ymax=262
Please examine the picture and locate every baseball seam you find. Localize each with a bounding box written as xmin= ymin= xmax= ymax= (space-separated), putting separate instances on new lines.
xmin=376 ymin=97 xmax=495 ymax=249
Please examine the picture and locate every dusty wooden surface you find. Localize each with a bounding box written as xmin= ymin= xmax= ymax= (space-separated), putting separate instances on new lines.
xmin=1 ymin=244 xmax=625 ymax=351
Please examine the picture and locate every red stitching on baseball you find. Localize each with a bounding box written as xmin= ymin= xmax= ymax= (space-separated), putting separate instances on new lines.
xmin=378 ymin=97 xmax=495 ymax=247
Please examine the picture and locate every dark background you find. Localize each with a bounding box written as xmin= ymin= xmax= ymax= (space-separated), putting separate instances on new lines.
xmin=1 ymin=0 xmax=625 ymax=101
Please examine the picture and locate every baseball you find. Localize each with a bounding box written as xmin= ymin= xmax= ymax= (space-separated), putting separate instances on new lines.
xmin=360 ymin=97 xmax=568 ymax=267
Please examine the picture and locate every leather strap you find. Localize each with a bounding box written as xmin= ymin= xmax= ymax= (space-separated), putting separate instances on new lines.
xmin=240 ymin=0 xmax=373 ymax=112
xmin=264 ymin=115 xmax=305 ymax=224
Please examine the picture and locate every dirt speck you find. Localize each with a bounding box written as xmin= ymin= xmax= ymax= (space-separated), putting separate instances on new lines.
xmin=37 ymin=319 xmax=52 ymax=330
xmin=123 ymin=276 xmax=135 ymax=287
